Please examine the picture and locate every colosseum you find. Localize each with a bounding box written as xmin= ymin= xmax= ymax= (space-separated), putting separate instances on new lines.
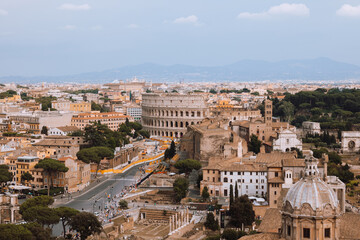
xmin=141 ymin=93 xmax=209 ymax=138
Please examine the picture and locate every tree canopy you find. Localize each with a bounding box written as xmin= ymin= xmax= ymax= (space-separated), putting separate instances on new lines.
xmin=77 ymin=146 xmax=114 ymax=176
xmin=0 ymin=224 xmax=33 ymax=240
xmin=164 ymin=140 xmax=176 ymax=160
xmin=173 ymin=177 xmax=189 ymax=202
xmin=271 ymin=88 xmax=360 ymax=131
xmin=248 ymin=134 xmax=262 ymax=154
xmin=0 ymin=165 xmax=13 ymax=185
xmin=174 ymin=159 xmax=201 ymax=174
xmin=204 ymin=212 xmax=219 ymax=231
xmin=21 ymin=172 xmax=34 ymax=185
xmin=35 ymin=158 xmax=68 ymax=196
xmin=230 ymin=195 xmax=255 ymax=228
xmin=69 ymin=212 xmax=102 ymax=240
xmin=56 ymin=207 xmax=79 ymax=238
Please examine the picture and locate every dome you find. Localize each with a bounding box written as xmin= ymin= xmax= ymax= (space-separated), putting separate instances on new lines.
xmin=283 ymin=156 xmax=339 ymax=212
xmin=284 ymin=177 xmax=339 ymax=211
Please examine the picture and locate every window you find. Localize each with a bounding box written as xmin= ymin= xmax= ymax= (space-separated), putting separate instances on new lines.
xmin=287 ymin=225 xmax=291 ymax=236
xmin=275 ymin=172 xmax=279 ymax=177
xmin=303 ymin=228 xmax=310 ymax=238
xmin=274 ymin=191 xmax=277 ymax=195
xmin=224 ymin=178 xmax=228 ymax=182
xmin=325 ymin=228 xmax=330 ymax=238
xmin=224 ymin=189 xmax=228 ymax=196
xmin=230 ymin=172 xmax=233 ymax=175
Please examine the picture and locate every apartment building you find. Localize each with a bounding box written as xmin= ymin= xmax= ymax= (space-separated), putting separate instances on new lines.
xmin=51 ymin=101 xmax=91 ymax=112
xmin=15 ymin=156 xmax=39 ymax=184
xmin=32 ymin=136 xmax=85 ymax=158
xmin=71 ymin=112 xmax=132 ymax=131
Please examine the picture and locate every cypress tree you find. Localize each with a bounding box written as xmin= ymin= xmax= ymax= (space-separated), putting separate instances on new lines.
xmin=235 ymin=182 xmax=239 ymax=199
xmin=230 ymin=184 xmax=234 ymax=207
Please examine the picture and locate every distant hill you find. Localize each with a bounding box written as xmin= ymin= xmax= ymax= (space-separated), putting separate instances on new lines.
xmin=1 ymin=58 xmax=360 ymax=83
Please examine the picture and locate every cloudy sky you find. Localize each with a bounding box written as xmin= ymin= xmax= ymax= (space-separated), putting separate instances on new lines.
xmin=0 ymin=0 xmax=360 ymax=76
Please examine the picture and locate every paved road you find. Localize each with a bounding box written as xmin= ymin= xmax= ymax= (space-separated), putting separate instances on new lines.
xmin=53 ymin=163 xmax=145 ymax=236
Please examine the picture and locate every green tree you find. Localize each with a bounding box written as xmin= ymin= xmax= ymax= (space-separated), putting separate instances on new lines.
xmin=119 ymin=200 xmax=128 ymax=209
xmin=235 ymin=182 xmax=239 ymax=199
xmin=230 ymin=195 xmax=255 ymax=228
xmin=41 ymin=126 xmax=48 ymax=135
xmin=20 ymin=195 xmax=54 ymax=215
xmin=35 ymin=96 xmax=57 ymax=111
xmin=84 ymin=122 xmax=127 ymax=149
xmin=22 ymin=206 xmax=60 ymax=227
xmin=204 ymin=212 xmax=219 ymax=231
xmin=35 ymin=159 xmax=69 ymax=196
xmin=24 ymin=222 xmax=52 ymax=240
xmin=0 ymin=165 xmax=13 ymax=185
xmin=328 ymin=152 xmax=342 ymax=165
xmin=201 ymin=186 xmax=210 ymax=202
xmin=0 ymin=224 xmax=33 ymax=240
xmin=221 ymin=229 xmax=238 ymax=240
xmin=165 ymin=140 xmax=176 ymax=160
xmin=174 ymin=159 xmax=201 ymax=174
xmin=77 ymin=146 xmax=114 ymax=177
xmin=173 ymin=177 xmax=189 ymax=202
xmin=230 ymin=184 xmax=234 ymax=207
xmin=56 ymin=207 xmax=79 ymax=239
xmin=278 ymin=101 xmax=295 ymax=122
xmin=20 ymin=172 xmax=34 ymax=185
xmin=248 ymin=135 xmax=262 ymax=154
xmin=209 ymin=89 xmax=217 ymax=94
xmin=69 ymin=212 xmax=102 ymax=240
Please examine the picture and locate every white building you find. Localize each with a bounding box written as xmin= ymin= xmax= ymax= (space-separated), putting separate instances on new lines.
xmin=126 ymin=105 xmax=142 ymax=121
xmin=302 ymin=121 xmax=321 ymax=135
xmin=220 ymin=164 xmax=268 ymax=198
xmin=341 ymin=131 xmax=360 ymax=153
xmin=273 ymin=129 xmax=302 ymax=152
xmin=48 ymin=126 xmax=79 ymax=136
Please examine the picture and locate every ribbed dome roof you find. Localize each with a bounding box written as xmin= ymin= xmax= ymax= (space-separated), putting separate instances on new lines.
xmin=284 ymin=177 xmax=339 ymax=211
xmin=283 ymin=155 xmax=339 ymax=212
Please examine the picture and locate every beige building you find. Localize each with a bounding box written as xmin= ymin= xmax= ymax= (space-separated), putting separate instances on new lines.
xmin=210 ymin=105 xmax=262 ymax=122
xmin=71 ymin=112 xmax=131 ymax=131
xmin=57 ymin=156 xmax=91 ymax=192
xmin=141 ymin=93 xmax=209 ymax=138
xmin=51 ymin=101 xmax=91 ymax=112
xmin=180 ymin=118 xmax=247 ymax=164
xmin=232 ymin=100 xmax=295 ymax=148
xmin=32 ymin=136 xmax=85 ymax=158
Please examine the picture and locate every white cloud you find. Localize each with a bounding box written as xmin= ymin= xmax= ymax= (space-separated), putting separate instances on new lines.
xmin=91 ymin=25 xmax=103 ymax=30
xmin=62 ymin=25 xmax=77 ymax=30
xmin=59 ymin=4 xmax=91 ymax=11
xmin=0 ymin=9 xmax=8 ymax=16
xmin=238 ymin=3 xmax=309 ymax=19
xmin=336 ymin=4 xmax=360 ymax=17
xmin=173 ymin=15 xmax=202 ymax=26
xmin=127 ymin=24 xmax=139 ymax=29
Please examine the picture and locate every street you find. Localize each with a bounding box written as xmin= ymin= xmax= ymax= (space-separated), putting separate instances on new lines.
xmin=53 ymin=163 xmax=146 ymax=236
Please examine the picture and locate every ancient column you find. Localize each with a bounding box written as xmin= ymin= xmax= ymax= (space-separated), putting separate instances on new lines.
xmin=169 ymin=216 xmax=172 ymax=232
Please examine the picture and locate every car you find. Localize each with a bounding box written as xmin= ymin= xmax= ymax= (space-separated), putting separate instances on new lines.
xmin=17 ymin=194 xmax=26 ymax=199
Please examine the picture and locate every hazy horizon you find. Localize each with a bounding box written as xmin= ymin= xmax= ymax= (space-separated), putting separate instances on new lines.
xmin=1 ymin=1 xmax=360 ymax=76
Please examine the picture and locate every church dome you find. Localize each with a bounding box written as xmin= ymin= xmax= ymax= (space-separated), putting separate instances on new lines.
xmin=283 ymin=156 xmax=339 ymax=212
